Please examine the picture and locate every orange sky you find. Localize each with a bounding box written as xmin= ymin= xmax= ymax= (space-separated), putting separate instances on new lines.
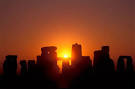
xmin=0 ymin=0 xmax=134 ymax=70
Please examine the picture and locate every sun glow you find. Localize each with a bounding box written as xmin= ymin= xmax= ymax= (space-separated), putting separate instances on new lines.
xmin=63 ymin=54 xmax=68 ymax=58
xmin=56 ymin=47 xmax=71 ymax=72
xmin=57 ymin=47 xmax=71 ymax=58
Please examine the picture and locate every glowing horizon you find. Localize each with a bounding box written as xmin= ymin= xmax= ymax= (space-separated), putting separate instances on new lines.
xmin=57 ymin=47 xmax=71 ymax=58
xmin=0 ymin=0 xmax=134 ymax=66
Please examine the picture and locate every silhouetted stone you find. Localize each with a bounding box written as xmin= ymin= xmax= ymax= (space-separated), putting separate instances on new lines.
xmin=71 ymin=43 xmax=82 ymax=66
xmin=2 ymin=55 xmax=18 ymax=88
xmin=28 ymin=60 xmax=35 ymax=74
xmin=93 ymin=50 xmax=102 ymax=72
xmin=117 ymin=56 xmax=133 ymax=72
xmin=0 ymin=45 xmax=134 ymax=89
xmin=62 ymin=59 xmax=70 ymax=74
xmin=69 ymin=43 xmax=93 ymax=88
xmin=20 ymin=60 xmax=27 ymax=76
xmin=3 ymin=55 xmax=17 ymax=77
xmin=93 ymin=46 xmax=114 ymax=72
xmin=36 ymin=46 xmax=59 ymax=88
xmin=117 ymin=56 xmax=134 ymax=88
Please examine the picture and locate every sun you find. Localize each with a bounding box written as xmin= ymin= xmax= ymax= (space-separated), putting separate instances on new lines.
xmin=57 ymin=48 xmax=71 ymax=58
xmin=63 ymin=54 xmax=68 ymax=58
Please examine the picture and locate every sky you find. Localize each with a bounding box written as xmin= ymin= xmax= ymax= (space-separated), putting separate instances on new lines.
xmin=0 ymin=0 xmax=134 ymax=69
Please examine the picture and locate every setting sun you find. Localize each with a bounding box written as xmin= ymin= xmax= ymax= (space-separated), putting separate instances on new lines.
xmin=63 ymin=54 xmax=68 ymax=58
xmin=57 ymin=47 xmax=71 ymax=58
